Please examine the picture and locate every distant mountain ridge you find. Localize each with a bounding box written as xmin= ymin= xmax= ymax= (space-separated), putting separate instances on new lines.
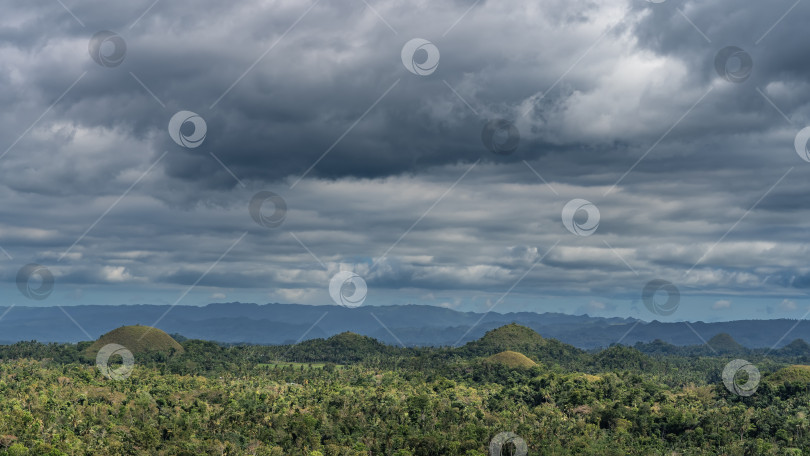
xmin=0 ymin=302 xmax=806 ymax=349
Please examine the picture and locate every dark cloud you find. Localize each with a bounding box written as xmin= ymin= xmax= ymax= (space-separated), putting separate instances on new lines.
xmin=0 ymin=0 xmax=809 ymax=322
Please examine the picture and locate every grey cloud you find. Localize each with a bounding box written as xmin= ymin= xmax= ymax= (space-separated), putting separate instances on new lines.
xmin=0 ymin=0 xmax=809 ymax=320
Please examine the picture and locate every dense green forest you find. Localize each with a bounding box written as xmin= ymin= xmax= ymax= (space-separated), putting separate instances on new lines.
xmin=1 ymin=324 xmax=810 ymax=455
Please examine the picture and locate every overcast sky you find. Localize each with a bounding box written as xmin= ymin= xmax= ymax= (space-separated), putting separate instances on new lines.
xmin=2 ymin=0 xmax=810 ymax=323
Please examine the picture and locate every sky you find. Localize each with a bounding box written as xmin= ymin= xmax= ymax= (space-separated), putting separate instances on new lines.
xmin=2 ymin=0 xmax=810 ymax=323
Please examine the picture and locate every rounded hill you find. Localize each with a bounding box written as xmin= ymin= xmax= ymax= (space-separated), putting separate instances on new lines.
xmin=707 ymin=333 xmax=744 ymax=353
xmin=460 ymin=323 xmax=583 ymax=366
xmin=463 ymin=324 xmax=547 ymax=354
xmin=483 ymin=350 xmax=537 ymax=369
xmin=86 ymin=325 xmax=184 ymax=356
xmin=768 ymin=365 xmax=810 ymax=385
xmin=283 ymin=332 xmax=395 ymax=364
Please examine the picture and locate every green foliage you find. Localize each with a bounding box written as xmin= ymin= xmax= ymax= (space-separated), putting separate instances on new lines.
xmin=459 ymin=323 xmax=584 ymax=368
xmin=281 ymin=332 xmax=402 ymax=364
xmin=0 ymin=324 xmax=807 ymax=454
xmin=769 ymin=365 xmax=810 ymax=384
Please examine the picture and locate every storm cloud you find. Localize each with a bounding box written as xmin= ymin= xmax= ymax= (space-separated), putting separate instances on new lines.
xmin=1 ymin=0 xmax=810 ymax=324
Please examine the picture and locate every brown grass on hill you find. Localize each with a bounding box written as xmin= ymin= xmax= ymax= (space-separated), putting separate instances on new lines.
xmin=86 ymin=325 xmax=184 ymax=356
xmin=483 ymin=350 xmax=538 ymax=368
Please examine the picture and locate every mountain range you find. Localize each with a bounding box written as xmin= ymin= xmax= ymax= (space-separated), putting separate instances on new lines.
xmin=0 ymin=302 xmax=808 ymax=349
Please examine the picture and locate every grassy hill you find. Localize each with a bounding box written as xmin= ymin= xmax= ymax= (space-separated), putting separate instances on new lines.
xmin=483 ymin=350 xmax=537 ymax=368
xmin=460 ymin=323 xmax=584 ymax=366
xmin=775 ymin=339 xmax=810 ymax=357
xmin=768 ymin=365 xmax=810 ymax=385
xmin=86 ymin=325 xmax=184 ymax=356
xmin=459 ymin=323 xmax=549 ymax=357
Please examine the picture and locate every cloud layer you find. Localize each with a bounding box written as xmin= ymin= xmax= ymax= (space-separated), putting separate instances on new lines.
xmin=1 ymin=0 xmax=810 ymax=323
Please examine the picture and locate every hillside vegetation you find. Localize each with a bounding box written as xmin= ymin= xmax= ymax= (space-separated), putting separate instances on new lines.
xmin=768 ymin=364 xmax=810 ymax=384
xmin=0 ymin=324 xmax=806 ymax=454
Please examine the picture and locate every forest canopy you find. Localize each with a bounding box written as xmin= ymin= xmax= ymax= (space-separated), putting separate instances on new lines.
xmin=0 ymin=324 xmax=808 ymax=455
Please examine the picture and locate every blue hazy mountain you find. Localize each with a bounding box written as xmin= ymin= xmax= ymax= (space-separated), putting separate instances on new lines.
xmin=0 ymin=302 xmax=804 ymax=349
